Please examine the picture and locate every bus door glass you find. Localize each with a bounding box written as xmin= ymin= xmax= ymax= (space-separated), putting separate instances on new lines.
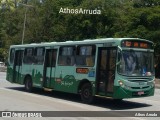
xmin=7 ymin=48 xmax=15 ymax=82
xmin=43 ymin=49 xmax=57 ymax=88
xmin=32 ymin=47 xmax=45 ymax=87
xmin=13 ymin=50 xmax=23 ymax=83
xmin=97 ymin=47 xmax=117 ymax=96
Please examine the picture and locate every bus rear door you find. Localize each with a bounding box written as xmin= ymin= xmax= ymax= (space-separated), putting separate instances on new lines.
xmin=96 ymin=47 xmax=117 ymax=96
xmin=13 ymin=50 xmax=23 ymax=83
xmin=43 ymin=49 xmax=57 ymax=88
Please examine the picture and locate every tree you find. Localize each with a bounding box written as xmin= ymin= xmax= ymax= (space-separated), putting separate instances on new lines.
xmin=0 ymin=0 xmax=160 ymax=61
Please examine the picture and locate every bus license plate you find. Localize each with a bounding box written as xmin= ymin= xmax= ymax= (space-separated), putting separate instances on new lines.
xmin=138 ymin=91 xmax=144 ymax=95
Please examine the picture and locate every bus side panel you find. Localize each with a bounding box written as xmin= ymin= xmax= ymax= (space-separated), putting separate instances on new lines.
xmin=21 ymin=64 xmax=43 ymax=88
xmin=54 ymin=66 xmax=96 ymax=94
xmin=54 ymin=66 xmax=78 ymax=93
xmin=6 ymin=48 xmax=14 ymax=83
xmin=21 ymin=64 xmax=33 ymax=84
xmin=6 ymin=64 xmax=14 ymax=83
xmin=32 ymin=65 xmax=43 ymax=88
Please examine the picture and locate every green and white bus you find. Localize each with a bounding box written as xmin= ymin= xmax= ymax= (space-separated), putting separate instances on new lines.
xmin=6 ymin=38 xmax=155 ymax=103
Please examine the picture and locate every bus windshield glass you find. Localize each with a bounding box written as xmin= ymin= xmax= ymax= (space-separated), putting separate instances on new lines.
xmin=118 ymin=50 xmax=154 ymax=76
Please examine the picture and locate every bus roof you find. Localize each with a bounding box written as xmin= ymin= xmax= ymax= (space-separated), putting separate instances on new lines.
xmin=10 ymin=38 xmax=153 ymax=48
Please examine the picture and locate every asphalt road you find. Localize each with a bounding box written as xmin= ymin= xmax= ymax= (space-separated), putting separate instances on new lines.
xmin=0 ymin=72 xmax=159 ymax=120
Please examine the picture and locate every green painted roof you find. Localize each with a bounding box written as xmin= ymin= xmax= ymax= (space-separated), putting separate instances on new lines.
xmin=10 ymin=38 xmax=153 ymax=48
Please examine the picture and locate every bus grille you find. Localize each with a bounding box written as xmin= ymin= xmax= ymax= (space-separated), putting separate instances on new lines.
xmin=131 ymin=86 xmax=150 ymax=89
xmin=127 ymin=77 xmax=152 ymax=82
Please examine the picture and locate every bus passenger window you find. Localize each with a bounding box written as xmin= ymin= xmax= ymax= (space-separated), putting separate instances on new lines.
xmin=76 ymin=45 xmax=96 ymax=67
xmin=58 ymin=46 xmax=75 ymax=66
xmin=23 ymin=48 xmax=34 ymax=64
xmin=86 ymin=56 xmax=94 ymax=66
xmin=58 ymin=56 xmax=66 ymax=65
xmin=34 ymin=48 xmax=45 ymax=64
xmin=52 ymin=50 xmax=57 ymax=67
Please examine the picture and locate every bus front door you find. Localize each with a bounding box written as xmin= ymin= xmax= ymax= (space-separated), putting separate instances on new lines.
xmin=13 ymin=50 xmax=23 ymax=83
xmin=43 ymin=49 xmax=57 ymax=88
xmin=96 ymin=47 xmax=117 ymax=96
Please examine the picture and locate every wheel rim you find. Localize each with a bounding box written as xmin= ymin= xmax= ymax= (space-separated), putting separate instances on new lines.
xmin=27 ymin=81 xmax=31 ymax=89
xmin=25 ymin=79 xmax=31 ymax=91
xmin=83 ymin=89 xmax=90 ymax=99
xmin=81 ymin=83 xmax=93 ymax=103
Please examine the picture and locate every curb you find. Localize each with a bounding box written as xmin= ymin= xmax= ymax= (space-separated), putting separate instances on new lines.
xmin=0 ymin=67 xmax=7 ymax=72
xmin=155 ymin=84 xmax=160 ymax=89
xmin=155 ymin=79 xmax=160 ymax=89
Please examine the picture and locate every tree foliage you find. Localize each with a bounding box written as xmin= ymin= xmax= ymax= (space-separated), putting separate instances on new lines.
xmin=0 ymin=0 xmax=160 ymax=61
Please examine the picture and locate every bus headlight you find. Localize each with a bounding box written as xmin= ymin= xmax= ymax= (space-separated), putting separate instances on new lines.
xmin=118 ymin=80 xmax=131 ymax=90
xmin=118 ymin=80 xmax=124 ymax=86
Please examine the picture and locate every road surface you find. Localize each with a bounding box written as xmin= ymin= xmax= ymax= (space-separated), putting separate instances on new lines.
xmin=0 ymin=72 xmax=159 ymax=120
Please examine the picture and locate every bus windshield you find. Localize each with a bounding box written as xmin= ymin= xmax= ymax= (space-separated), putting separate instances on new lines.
xmin=118 ymin=50 xmax=154 ymax=76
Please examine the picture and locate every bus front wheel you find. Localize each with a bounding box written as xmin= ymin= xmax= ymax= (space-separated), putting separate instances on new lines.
xmin=25 ymin=77 xmax=32 ymax=92
xmin=80 ymin=83 xmax=94 ymax=104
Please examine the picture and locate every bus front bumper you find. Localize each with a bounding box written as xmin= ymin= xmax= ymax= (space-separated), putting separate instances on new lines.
xmin=113 ymin=86 xmax=155 ymax=99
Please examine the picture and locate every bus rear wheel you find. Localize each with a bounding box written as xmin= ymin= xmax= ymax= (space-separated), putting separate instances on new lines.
xmin=80 ymin=83 xmax=94 ymax=104
xmin=25 ymin=77 xmax=32 ymax=92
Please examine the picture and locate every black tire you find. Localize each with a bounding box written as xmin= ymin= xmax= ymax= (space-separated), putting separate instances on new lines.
xmin=25 ymin=77 xmax=32 ymax=92
xmin=80 ymin=83 xmax=94 ymax=104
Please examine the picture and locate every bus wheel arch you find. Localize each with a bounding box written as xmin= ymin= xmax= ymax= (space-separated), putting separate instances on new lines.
xmin=24 ymin=75 xmax=32 ymax=92
xmin=78 ymin=79 xmax=94 ymax=104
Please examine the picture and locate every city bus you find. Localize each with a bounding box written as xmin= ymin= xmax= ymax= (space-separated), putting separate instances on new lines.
xmin=6 ymin=38 xmax=155 ymax=103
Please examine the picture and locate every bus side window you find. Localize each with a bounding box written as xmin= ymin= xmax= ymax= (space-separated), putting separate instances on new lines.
xmin=76 ymin=45 xmax=95 ymax=67
xmin=86 ymin=56 xmax=95 ymax=66
xmin=51 ymin=50 xmax=57 ymax=67
xmin=9 ymin=48 xmax=15 ymax=64
xmin=58 ymin=46 xmax=75 ymax=66
xmin=34 ymin=47 xmax=45 ymax=64
xmin=23 ymin=48 xmax=34 ymax=64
